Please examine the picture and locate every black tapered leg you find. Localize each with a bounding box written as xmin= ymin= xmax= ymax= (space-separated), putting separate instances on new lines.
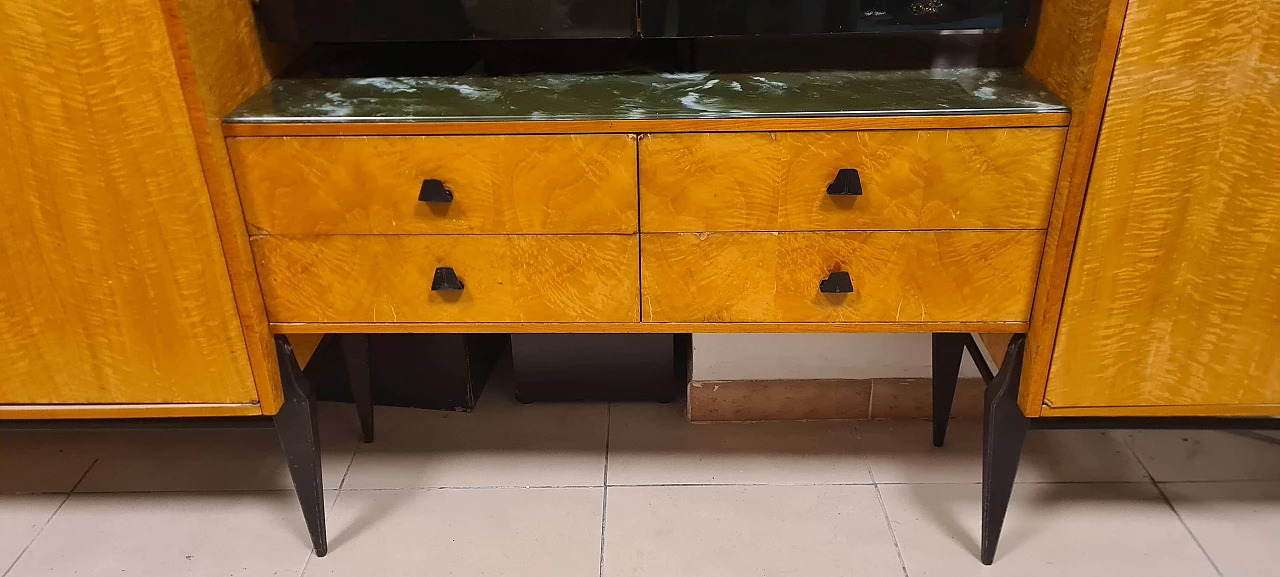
xmin=341 ymin=334 xmax=375 ymax=443
xmin=931 ymin=332 xmax=967 ymax=447
xmin=980 ymin=333 xmax=1030 ymax=565
xmin=273 ymin=335 xmax=328 ymax=557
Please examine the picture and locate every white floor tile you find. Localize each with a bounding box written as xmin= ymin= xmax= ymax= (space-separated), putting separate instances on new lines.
xmin=603 ymin=484 xmax=903 ymax=577
xmin=1162 ymin=481 xmax=1280 ymax=577
xmin=0 ymin=494 xmax=65 ymax=570
xmin=607 ymin=401 xmax=870 ymax=485
xmin=6 ymin=491 xmax=333 ymax=577
xmin=306 ymin=487 xmax=603 ymax=577
xmin=0 ymin=431 xmax=101 ymax=493
xmin=859 ymin=420 xmax=1149 ymax=483
xmin=879 ymin=482 xmax=1217 ymax=576
xmin=340 ymin=392 xmax=608 ymax=489
xmin=74 ymin=402 xmax=362 ymax=492
xmin=1123 ymin=430 xmax=1280 ymax=482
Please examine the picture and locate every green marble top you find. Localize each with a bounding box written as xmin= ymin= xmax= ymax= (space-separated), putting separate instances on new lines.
xmin=225 ymin=68 xmax=1067 ymax=124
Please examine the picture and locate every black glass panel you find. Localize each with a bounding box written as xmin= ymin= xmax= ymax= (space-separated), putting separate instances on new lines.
xmin=258 ymin=0 xmax=637 ymax=42
xmin=642 ymin=0 xmax=1009 ymax=37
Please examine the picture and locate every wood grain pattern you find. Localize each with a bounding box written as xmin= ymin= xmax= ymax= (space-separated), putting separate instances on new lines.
xmin=271 ymin=321 xmax=1029 ymax=334
xmin=1039 ymin=404 xmax=1280 ymax=418
xmin=255 ymin=235 xmax=640 ymax=323
xmin=220 ymin=113 xmax=1071 ymax=138
xmin=0 ymin=404 xmax=263 ymax=420
xmin=0 ymin=0 xmax=257 ymax=405
xmin=979 ymin=334 xmax=1014 ymax=369
xmin=640 ymin=129 xmax=1065 ymax=232
xmin=641 ymin=232 xmax=1043 ymax=323
xmin=1044 ymin=0 xmax=1280 ymax=412
xmin=228 ymin=135 xmax=638 ymax=235
xmin=1018 ymin=0 xmax=1130 ymax=415
xmin=161 ymin=0 xmax=285 ymax=413
xmin=286 ymin=334 xmax=326 ymax=370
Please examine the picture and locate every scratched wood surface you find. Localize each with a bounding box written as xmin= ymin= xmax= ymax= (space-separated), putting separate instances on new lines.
xmin=0 ymin=0 xmax=256 ymax=405
xmin=254 ymin=235 xmax=640 ymax=323
xmin=1045 ymin=0 xmax=1280 ymax=412
xmin=1017 ymin=0 xmax=1130 ymax=415
xmin=640 ymin=129 xmax=1066 ymax=232
xmin=641 ymin=231 xmax=1043 ymax=324
xmin=228 ymin=135 xmax=639 ymax=235
xmin=221 ymin=113 xmax=1071 ymax=137
xmin=271 ymin=320 xmax=1029 ymax=334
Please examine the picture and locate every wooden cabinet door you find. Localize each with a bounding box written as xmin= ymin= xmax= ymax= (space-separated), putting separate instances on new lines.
xmin=0 ymin=0 xmax=258 ymax=404
xmin=1044 ymin=0 xmax=1280 ymax=413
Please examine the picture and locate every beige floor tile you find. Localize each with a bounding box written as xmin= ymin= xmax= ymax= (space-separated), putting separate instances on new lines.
xmin=74 ymin=402 xmax=362 ymax=492
xmin=306 ymin=487 xmax=603 ymax=577
xmin=859 ymin=420 xmax=1149 ymax=483
xmin=0 ymin=494 xmax=65 ymax=570
xmin=0 ymin=431 xmax=101 ymax=493
xmin=607 ymin=402 xmax=870 ymax=485
xmin=1122 ymin=430 xmax=1280 ymax=481
xmin=6 ymin=490 xmax=333 ymax=577
xmin=1162 ymin=481 xmax=1280 ymax=577
xmin=340 ymin=390 xmax=608 ymax=489
xmin=879 ymin=482 xmax=1217 ymax=576
xmin=603 ymin=484 xmax=903 ymax=577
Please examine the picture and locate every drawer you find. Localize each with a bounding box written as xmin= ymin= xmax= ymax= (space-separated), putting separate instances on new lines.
xmin=228 ymin=135 xmax=638 ymax=235
xmin=639 ymin=129 xmax=1065 ymax=232
xmin=254 ymin=235 xmax=639 ymax=323
xmin=641 ymin=231 xmax=1043 ymax=323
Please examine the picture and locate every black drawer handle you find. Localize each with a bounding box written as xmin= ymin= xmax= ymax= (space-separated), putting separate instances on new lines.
xmin=431 ymin=267 xmax=464 ymax=292
xmin=419 ymin=179 xmax=454 ymax=203
xmin=827 ymin=169 xmax=863 ymax=196
xmin=819 ymin=271 xmax=854 ymax=294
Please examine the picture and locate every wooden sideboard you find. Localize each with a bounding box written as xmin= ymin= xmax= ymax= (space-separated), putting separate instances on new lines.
xmin=2 ymin=0 xmax=1276 ymax=565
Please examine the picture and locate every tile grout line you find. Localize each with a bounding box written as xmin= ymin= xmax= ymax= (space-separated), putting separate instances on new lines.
xmin=873 ymin=484 xmax=910 ymax=577
xmin=1 ymin=493 xmax=70 ymax=577
xmin=598 ymin=403 xmax=612 ymax=577
xmin=337 ymin=436 xmax=360 ymax=491
xmin=298 ymin=549 xmax=316 ymax=577
xmin=2 ymin=459 xmax=96 ymax=577
xmin=1151 ymin=481 xmax=1223 ymax=577
xmin=858 ymin=422 xmax=910 ymax=577
xmin=1121 ymin=436 xmax=1225 ymax=577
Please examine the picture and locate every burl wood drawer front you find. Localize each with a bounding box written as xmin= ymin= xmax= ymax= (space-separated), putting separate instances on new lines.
xmin=227 ymin=135 xmax=638 ymax=235
xmin=254 ymin=235 xmax=639 ymax=323
xmin=639 ymin=129 xmax=1065 ymax=232
xmin=641 ymin=231 xmax=1044 ymax=323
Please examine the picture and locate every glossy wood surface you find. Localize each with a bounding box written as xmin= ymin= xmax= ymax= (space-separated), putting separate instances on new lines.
xmin=0 ymin=404 xmax=264 ymax=420
xmin=1018 ymin=0 xmax=1131 ymax=415
xmin=162 ymin=0 xmax=284 ymax=412
xmin=221 ymin=113 xmax=1070 ymax=137
xmin=641 ymin=232 xmax=1043 ymax=324
xmin=272 ymin=321 xmax=1029 ymax=334
xmin=1038 ymin=404 xmax=1280 ymax=418
xmin=255 ymin=235 xmax=640 ymax=323
xmin=229 ymin=135 xmax=638 ymax=235
xmin=0 ymin=0 xmax=256 ymax=405
xmin=640 ymin=129 xmax=1065 ymax=232
xmin=1044 ymin=0 xmax=1280 ymax=413
xmin=286 ymin=334 xmax=326 ymax=370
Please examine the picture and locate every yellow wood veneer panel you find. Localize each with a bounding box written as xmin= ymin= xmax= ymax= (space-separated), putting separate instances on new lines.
xmin=640 ymin=129 xmax=1066 ymax=232
xmin=0 ymin=0 xmax=257 ymax=404
xmin=641 ymin=231 xmax=1044 ymax=324
xmin=1045 ymin=0 xmax=1280 ymax=411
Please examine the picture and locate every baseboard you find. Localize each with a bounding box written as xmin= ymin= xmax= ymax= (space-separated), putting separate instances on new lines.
xmin=687 ymin=377 xmax=986 ymax=422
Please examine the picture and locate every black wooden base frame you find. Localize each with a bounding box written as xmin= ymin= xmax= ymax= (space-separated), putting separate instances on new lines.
xmin=0 ymin=334 xmax=374 ymax=558
xmin=930 ymin=332 xmax=1280 ymax=565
